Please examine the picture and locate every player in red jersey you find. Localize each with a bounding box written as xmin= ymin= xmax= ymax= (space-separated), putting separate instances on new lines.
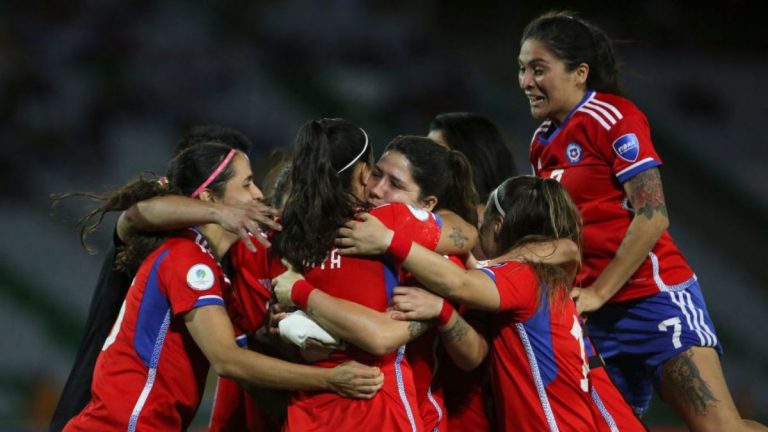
xmin=271 ymin=135 xmax=483 ymax=432
xmin=49 ymin=125 xmax=285 ymax=432
xmin=427 ymin=112 xmax=520 ymax=431
xmin=269 ymin=120 xmax=483 ymax=432
xmin=334 ymin=176 xmax=596 ymax=431
xmin=63 ymin=143 xmax=384 ymax=431
xmin=519 ymin=11 xmax=766 ymax=431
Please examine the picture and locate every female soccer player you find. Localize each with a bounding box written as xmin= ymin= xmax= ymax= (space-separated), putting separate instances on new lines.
xmin=519 ymin=11 xmax=766 ymax=431
xmin=428 ymin=112 xmax=518 ymax=227
xmin=272 ymin=135 xmax=485 ymax=432
xmin=270 ymin=119 xmax=478 ymax=432
xmin=332 ymin=176 xmax=597 ymax=431
xmin=63 ymin=143 xmax=383 ymax=431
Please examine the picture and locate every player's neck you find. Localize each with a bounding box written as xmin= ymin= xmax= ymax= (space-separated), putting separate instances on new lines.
xmin=197 ymin=223 xmax=237 ymax=261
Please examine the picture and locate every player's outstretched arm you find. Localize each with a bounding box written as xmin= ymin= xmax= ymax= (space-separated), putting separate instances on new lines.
xmin=117 ymin=195 xmax=280 ymax=250
xmin=336 ymin=213 xmax=500 ymax=310
xmin=185 ymin=305 xmax=383 ymax=398
xmin=390 ymin=286 xmax=489 ymax=371
xmin=272 ymin=264 xmax=430 ymax=356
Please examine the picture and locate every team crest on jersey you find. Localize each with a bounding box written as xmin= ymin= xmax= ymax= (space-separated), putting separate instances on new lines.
xmin=565 ymin=142 xmax=583 ymax=164
xmin=187 ymin=264 xmax=215 ymax=291
xmin=612 ymin=133 xmax=639 ymax=162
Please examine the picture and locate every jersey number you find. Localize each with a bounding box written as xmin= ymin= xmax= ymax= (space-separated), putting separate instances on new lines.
xmin=658 ymin=317 xmax=682 ymax=349
xmin=102 ymin=300 xmax=127 ymax=351
xmin=570 ymin=316 xmax=590 ymax=392
xmin=549 ymin=169 xmax=564 ymax=182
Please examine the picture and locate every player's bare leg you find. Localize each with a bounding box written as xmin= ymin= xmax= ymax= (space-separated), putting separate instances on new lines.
xmin=659 ymin=346 xmax=767 ymax=431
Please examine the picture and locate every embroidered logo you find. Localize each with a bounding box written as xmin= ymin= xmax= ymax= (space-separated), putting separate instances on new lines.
xmin=612 ymin=133 xmax=639 ymax=162
xmin=566 ymin=142 xmax=583 ymax=164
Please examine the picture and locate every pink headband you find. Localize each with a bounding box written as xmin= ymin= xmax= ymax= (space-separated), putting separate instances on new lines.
xmin=190 ymin=149 xmax=238 ymax=198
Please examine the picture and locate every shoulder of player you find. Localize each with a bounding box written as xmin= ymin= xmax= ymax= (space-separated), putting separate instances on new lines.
xmin=161 ymin=235 xmax=218 ymax=269
xmin=482 ymin=260 xmax=536 ymax=280
xmin=369 ymin=202 xmax=434 ymax=223
xmin=573 ymin=92 xmax=646 ymax=132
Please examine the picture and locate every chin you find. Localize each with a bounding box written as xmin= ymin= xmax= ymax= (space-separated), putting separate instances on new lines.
xmin=530 ymin=107 xmax=548 ymax=120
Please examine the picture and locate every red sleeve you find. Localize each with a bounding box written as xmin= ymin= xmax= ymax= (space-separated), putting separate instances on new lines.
xmin=159 ymin=242 xmax=225 ymax=316
xmin=370 ymin=203 xmax=441 ymax=251
xmin=482 ymin=262 xmax=539 ymax=320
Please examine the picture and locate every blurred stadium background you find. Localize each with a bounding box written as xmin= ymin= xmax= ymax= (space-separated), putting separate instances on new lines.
xmin=1 ymin=1 xmax=766 ymax=430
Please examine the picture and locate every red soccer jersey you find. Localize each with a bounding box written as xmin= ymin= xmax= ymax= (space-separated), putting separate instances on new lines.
xmin=280 ymin=202 xmax=441 ymax=432
xmin=480 ymin=261 xmax=595 ymax=432
xmin=403 ymin=255 xmax=464 ymax=432
xmin=64 ymin=229 xmax=228 ymax=431
xmin=529 ymin=90 xmax=696 ymax=302
xmin=209 ymin=237 xmax=281 ymax=432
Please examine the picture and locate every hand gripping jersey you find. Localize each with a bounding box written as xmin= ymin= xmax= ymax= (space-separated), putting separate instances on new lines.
xmin=281 ymin=202 xmax=441 ymax=432
xmin=64 ymin=228 xmax=228 ymax=432
xmin=479 ymin=261 xmax=595 ymax=432
xmin=529 ymin=90 xmax=696 ymax=302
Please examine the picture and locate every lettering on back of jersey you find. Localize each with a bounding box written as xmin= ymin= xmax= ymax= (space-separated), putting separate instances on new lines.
xmin=187 ymin=264 xmax=215 ymax=290
xmin=566 ymin=142 xmax=583 ymax=164
xmin=305 ymin=249 xmax=343 ymax=271
xmin=612 ymin=133 xmax=640 ymax=162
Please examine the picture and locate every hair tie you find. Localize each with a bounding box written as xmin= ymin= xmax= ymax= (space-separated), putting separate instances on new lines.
xmin=492 ymin=187 xmax=506 ymax=217
xmin=190 ymin=149 xmax=237 ymax=198
xmin=337 ymin=128 xmax=369 ymax=174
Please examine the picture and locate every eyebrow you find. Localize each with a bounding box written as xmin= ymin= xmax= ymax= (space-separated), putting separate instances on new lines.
xmin=519 ymin=57 xmax=549 ymax=66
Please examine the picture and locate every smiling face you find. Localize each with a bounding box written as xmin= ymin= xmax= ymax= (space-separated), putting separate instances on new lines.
xmin=216 ymin=152 xmax=263 ymax=206
xmin=365 ymin=150 xmax=434 ymax=211
xmin=518 ymin=38 xmax=588 ymax=124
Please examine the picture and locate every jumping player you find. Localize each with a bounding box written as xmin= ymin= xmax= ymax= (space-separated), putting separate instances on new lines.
xmin=520 ymin=11 xmax=766 ymax=431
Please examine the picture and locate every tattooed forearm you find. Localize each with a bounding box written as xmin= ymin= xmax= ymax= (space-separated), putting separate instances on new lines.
xmin=449 ymin=227 xmax=469 ymax=249
xmin=627 ymin=168 xmax=668 ymax=220
xmin=663 ymin=350 xmax=719 ymax=415
xmin=408 ymin=321 xmax=430 ymax=338
xmin=440 ymin=315 xmax=470 ymax=342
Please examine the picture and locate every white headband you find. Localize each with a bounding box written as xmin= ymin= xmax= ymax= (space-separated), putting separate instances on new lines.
xmin=337 ymin=128 xmax=369 ymax=174
xmin=492 ymin=187 xmax=506 ymax=217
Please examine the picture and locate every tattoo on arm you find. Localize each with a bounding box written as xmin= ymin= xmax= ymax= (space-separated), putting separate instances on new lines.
xmin=448 ymin=227 xmax=468 ymax=249
xmin=663 ymin=349 xmax=719 ymax=415
xmin=408 ymin=321 xmax=429 ymax=339
xmin=627 ymin=168 xmax=668 ymax=220
xmin=441 ymin=315 xmax=470 ymax=343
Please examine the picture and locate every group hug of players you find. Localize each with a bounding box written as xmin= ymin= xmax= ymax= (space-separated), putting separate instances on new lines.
xmin=52 ymin=11 xmax=765 ymax=432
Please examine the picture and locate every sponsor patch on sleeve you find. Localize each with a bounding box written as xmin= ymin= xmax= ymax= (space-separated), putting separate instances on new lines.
xmin=612 ymin=133 xmax=640 ymax=162
xmin=186 ymin=264 xmax=215 ymax=291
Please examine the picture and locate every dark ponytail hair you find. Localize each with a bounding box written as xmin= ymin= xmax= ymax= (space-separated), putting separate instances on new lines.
xmin=429 ymin=112 xmax=518 ymax=203
xmin=385 ymin=135 xmax=478 ymax=226
xmin=484 ymin=176 xmax=582 ymax=305
xmin=274 ymin=118 xmax=373 ymax=269
xmin=56 ymin=142 xmax=239 ymax=274
xmin=521 ymin=10 xmax=620 ymax=95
